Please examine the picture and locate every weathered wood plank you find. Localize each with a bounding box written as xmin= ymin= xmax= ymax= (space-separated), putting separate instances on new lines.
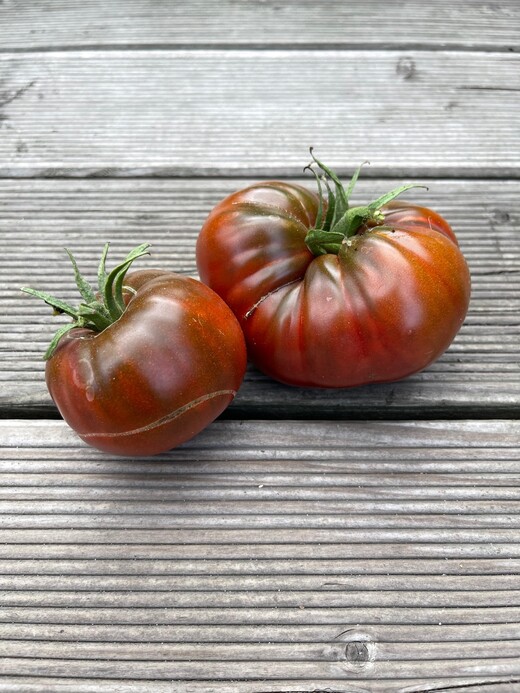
xmin=1 ymin=588 xmax=518 ymax=608
xmin=3 ymin=528 xmax=520 ymax=546
xmin=0 ymin=418 xmax=517 ymax=688
xmin=1 ymin=655 xmax=520 ymax=681
xmin=2 ymin=573 xmax=520 ymax=592
xmin=1 ymin=418 xmax=517 ymax=450
xmin=2 ymin=542 xmax=520 ymax=560
xmin=1 ymin=179 xmax=518 ymax=418
xmin=2 ymin=512 xmax=520 ymax=530
xmin=7 ymin=604 xmax=519 ymax=625
xmin=0 ymin=51 xmax=519 ymax=177
xmin=1 ymin=415 xmax=518 ymax=529
xmin=3 ymin=638 xmax=520 ymax=662
xmin=4 ymin=472 xmax=520 ymax=488
xmin=1 ymin=0 xmax=519 ymax=51
xmin=3 ymin=556 xmax=518 ymax=576
xmin=0 ymin=678 xmax=518 ymax=693
xmin=2 ymin=622 xmax=520 ymax=645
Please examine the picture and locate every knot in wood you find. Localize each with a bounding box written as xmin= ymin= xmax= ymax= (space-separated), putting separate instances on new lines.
xmin=491 ymin=209 xmax=511 ymax=224
xmin=345 ymin=640 xmax=369 ymax=663
xmin=396 ymin=56 xmax=416 ymax=80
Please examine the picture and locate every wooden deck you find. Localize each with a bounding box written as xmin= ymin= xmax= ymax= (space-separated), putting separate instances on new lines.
xmin=1 ymin=2 xmax=519 ymax=691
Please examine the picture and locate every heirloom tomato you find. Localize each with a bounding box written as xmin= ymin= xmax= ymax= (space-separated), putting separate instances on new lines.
xmin=23 ymin=244 xmax=246 ymax=456
xmin=196 ymin=151 xmax=471 ymax=388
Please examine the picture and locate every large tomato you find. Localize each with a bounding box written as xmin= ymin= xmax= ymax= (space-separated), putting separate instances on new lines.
xmin=196 ymin=153 xmax=471 ymax=388
xmin=23 ymin=244 xmax=246 ymax=455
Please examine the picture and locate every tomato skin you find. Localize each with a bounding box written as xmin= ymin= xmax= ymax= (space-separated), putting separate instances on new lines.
xmin=45 ymin=270 xmax=247 ymax=455
xmin=196 ymin=182 xmax=471 ymax=388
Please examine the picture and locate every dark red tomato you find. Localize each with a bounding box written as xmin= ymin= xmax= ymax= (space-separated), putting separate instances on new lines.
xmin=23 ymin=245 xmax=246 ymax=455
xmin=196 ymin=154 xmax=471 ymax=388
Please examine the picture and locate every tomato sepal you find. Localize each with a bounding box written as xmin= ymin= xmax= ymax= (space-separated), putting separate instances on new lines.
xmin=22 ymin=243 xmax=151 ymax=359
xmin=304 ymin=151 xmax=427 ymax=256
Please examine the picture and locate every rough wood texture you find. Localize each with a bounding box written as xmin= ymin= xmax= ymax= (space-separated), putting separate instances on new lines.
xmin=0 ymin=419 xmax=519 ymax=690
xmin=1 ymin=683 xmax=520 ymax=693
xmin=1 ymin=0 xmax=519 ymax=50
xmin=0 ymin=50 xmax=519 ymax=177
xmin=1 ymin=1 xmax=519 ymax=690
xmin=1 ymin=178 xmax=518 ymax=418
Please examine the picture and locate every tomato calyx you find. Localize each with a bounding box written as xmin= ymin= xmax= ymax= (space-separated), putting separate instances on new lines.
xmin=21 ymin=243 xmax=150 ymax=359
xmin=304 ymin=149 xmax=425 ymax=256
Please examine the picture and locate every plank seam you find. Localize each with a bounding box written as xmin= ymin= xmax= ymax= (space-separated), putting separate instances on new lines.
xmin=0 ymin=43 xmax=518 ymax=55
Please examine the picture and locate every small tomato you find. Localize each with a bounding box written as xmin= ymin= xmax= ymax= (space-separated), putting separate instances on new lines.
xmin=23 ymin=244 xmax=246 ymax=455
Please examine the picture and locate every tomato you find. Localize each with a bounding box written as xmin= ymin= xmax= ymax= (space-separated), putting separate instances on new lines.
xmin=23 ymin=245 xmax=247 ymax=455
xmin=196 ymin=152 xmax=471 ymax=388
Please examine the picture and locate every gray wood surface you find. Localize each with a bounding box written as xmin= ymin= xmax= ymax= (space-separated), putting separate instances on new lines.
xmin=1 ymin=0 xmax=519 ymax=690
xmin=0 ymin=50 xmax=519 ymax=177
xmin=0 ymin=419 xmax=519 ymax=691
xmin=0 ymin=683 xmax=519 ymax=693
xmin=1 ymin=0 xmax=519 ymax=50
xmin=2 ymin=178 xmax=518 ymax=417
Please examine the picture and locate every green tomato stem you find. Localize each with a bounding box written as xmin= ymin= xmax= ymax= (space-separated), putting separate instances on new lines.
xmin=303 ymin=151 xmax=427 ymax=256
xmin=21 ymin=243 xmax=151 ymax=359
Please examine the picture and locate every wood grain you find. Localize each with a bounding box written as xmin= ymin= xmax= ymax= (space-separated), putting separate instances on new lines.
xmin=1 ymin=679 xmax=519 ymax=693
xmin=1 ymin=680 xmax=520 ymax=693
xmin=0 ymin=50 xmax=519 ymax=177
xmin=0 ymin=419 xmax=519 ymax=688
xmin=1 ymin=0 xmax=519 ymax=50
xmin=1 ymin=178 xmax=518 ymax=418
xmin=1 ymin=1 xmax=519 ymax=690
